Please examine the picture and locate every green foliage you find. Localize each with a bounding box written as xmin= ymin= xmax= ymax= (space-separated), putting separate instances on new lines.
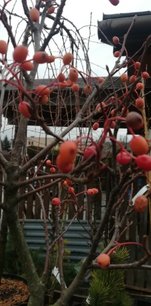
xmin=88 ymin=248 xmax=132 ymax=306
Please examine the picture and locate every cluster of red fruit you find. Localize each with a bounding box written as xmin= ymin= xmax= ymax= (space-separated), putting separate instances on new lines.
xmin=116 ymin=111 xmax=151 ymax=173
xmin=45 ymin=159 xmax=56 ymax=173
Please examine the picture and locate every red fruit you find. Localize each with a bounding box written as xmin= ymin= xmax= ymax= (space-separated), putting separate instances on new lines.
xmin=129 ymin=75 xmax=137 ymax=83
xmin=68 ymin=68 xmax=78 ymax=82
xmin=35 ymin=85 xmax=50 ymax=96
xmin=120 ymin=73 xmax=128 ymax=83
xmin=21 ymin=61 xmax=34 ymax=71
xmin=56 ymin=155 xmax=74 ymax=173
xmin=135 ymin=154 xmax=151 ymax=171
xmin=63 ymin=52 xmax=73 ymax=65
xmin=134 ymin=195 xmax=148 ymax=213
xmin=56 ymin=141 xmax=77 ymax=173
xmin=141 ymin=71 xmax=150 ymax=79
xmin=52 ymin=197 xmax=61 ymax=206
xmin=113 ymin=50 xmax=121 ymax=57
xmin=136 ymin=82 xmax=144 ymax=91
xmin=83 ymin=145 xmax=97 ymax=159
xmin=47 ymin=6 xmax=55 ymax=14
xmin=112 ymin=36 xmax=119 ymax=45
xmin=92 ymin=122 xmax=99 ymax=130
xmin=57 ymin=73 xmax=65 ymax=82
xmin=116 ymin=150 xmax=131 ymax=165
xmin=87 ymin=188 xmax=99 ymax=195
xmin=125 ymin=111 xmax=143 ymax=131
xmin=96 ymin=253 xmax=110 ymax=268
xmin=134 ymin=61 xmax=141 ymax=70
xmin=0 ymin=40 xmax=7 ymax=54
xmin=39 ymin=95 xmax=49 ymax=105
xmin=59 ymin=141 xmax=77 ymax=163
xmin=68 ymin=187 xmax=75 ymax=194
xmin=33 ymin=51 xmax=49 ymax=64
xmin=135 ymin=97 xmax=144 ymax=108
xmin=109 ymin=0 xmax=119 ymax=5
xmin=130 ymin=136 xmax=149 ymax=156
xmin=50 ymin=167 xmax=56 ymax=173
xmin=45 ymin=159 xmax=51 ymax=166
xmin=18 ymin=101 xmax=31 ymax=118
xmin=83 ymin=84 xmax=92 ymax=95
xmin=71 ymin=83 xmax=80 ymax=92
xmin=47 ymin=55 xmax=55 ymax=63
xmin=13 ymin=45 xmax=28 ymax=63
xmin=29 ymin=8 xmax=40 ymax=22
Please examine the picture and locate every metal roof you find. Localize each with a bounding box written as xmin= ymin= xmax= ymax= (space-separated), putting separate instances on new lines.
xmin=98 ymin=11 xmax=151 ymax=55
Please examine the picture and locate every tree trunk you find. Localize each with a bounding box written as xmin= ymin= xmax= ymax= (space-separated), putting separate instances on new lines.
xmin=5 ymin=190 xmax=45 ymax=306
xmin=0 ymin=211 xmax=8 ymax=282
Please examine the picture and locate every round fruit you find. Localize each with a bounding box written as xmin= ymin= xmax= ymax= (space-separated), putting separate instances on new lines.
xmin=116 ymin=150 xmax=131 ymax=165
xmin=0 ymin=40 xmax=7 ymax=54
xmin=57 ymin=73 xmax=65 ymax=82
xmin=129 ymin=75 xmax=137 ymax=83
xmin=33 ymin=51 xmax=49 ymax=64
xmin=39 ymin=95 xmax=49 ymax=104
xmin=120 ymin=73 xmax=128 ymax=83
xmin=47 ymin=6 xmax=55 ymax=14
xmin=68 ymin=68 xmax=78 ymax=82
xmin=134 ymin=195 xmax=148 ymax=213
xmin=135 ymin=154 xmax=151 ymax=171
xmin=142 ymin=71 xmax=150 ymax=79
xmin=109 ymin=0 xmax=119 ymax=5
xmin=71 ymin=83 xmax=80 ymax=92
xmin=29 ymin=7 xmax=40 ymax=22
xmin=96 ymin=253 xmax=110 ymax=268
xmin=56 ymin=155 xmax=73 ymax=173
xmin=50 ymin=167 xmax=56 ymax=173
xmin=129 ymin=136 xmax=149 ymax=156
xmin=112 ymin=36 xmax=119 ymax=45
xmin=125 ymin=111 xmax=143 ymax=131
xmin=83 ymin=145 xmax=97 ymax=159
xmin=21 ymin=61 xmax=34 ymax=71
xmin=52 ymin=197 xmax=61 ymax=206
xmin=13 ymin=45 xmax=28 ymax=63
xmin=83 ymin=84 xmax=92 ymax=95
xmin=18 ymin=101 xmax=31 ymax=118
xmin=35 ymin=85 xmax=50 ymax=96
xmin=134 ymin=61 xmax=141 ymax=70
xmin=135 ymin=97 xmax=144 ymax=108
xmin=136 ymin=82 xmax=144 ymax=91
xmin=45 ymin=159 xmax=51 ymax=166
xmin=47 ymin=55 xmax=55 ymax=63
xmin=59 ymin=141 xmax=77 ymax=163
xmin=92 ymin=122 xmax=99 ymax=130
xmin=113 ymin=50 xmax=121 ymax=57
xmin=63 ymin=52 xmax=73 ymax=65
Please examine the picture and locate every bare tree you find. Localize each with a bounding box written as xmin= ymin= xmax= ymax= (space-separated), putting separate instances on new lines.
xmin=0 ymin=1 xmax=151 ymax=306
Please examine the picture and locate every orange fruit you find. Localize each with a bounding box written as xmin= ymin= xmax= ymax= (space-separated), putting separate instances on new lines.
xmin=63 ymin=52 xmax=73 ymax=65
xmin=68 ymin=68 xmax=78 ymax=82
xmin=35 ymin=85 xmax=50 ymax=96
xmin=13 ymin=45 xmax=28 ymax=63
xmin=0 ymin=40 xmax=7 ymax=54
xmin=129 ymin=135 xmax=149 ymax=156
xmin=21 ymin=61 xmax=34 ymax=71
xmin=29 ymin=8 xmax=40 ymax=22
xmin=33 ymin=51 xmax=49 ymax=64
xmin=134 ymin=195 xmax=148 ymax=212
xmin=96 ymin=253 xmax=110 ymax=268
